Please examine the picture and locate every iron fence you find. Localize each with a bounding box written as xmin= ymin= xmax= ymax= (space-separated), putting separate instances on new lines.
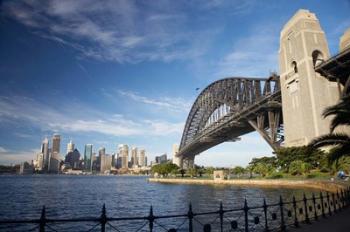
xmin=1 ymin=187 xmax=349 ymax=232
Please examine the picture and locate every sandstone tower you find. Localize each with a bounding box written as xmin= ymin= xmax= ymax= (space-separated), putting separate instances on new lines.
xmin=279 ymin=9 xmax=340 ymax=147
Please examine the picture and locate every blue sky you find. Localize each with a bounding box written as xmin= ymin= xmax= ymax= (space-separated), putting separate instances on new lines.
xmin=0 ymin=0 xmax=349 ymax=166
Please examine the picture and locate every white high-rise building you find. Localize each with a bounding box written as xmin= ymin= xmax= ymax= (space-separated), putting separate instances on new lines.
xmin=131 ymin=147 xmax=138 ymax=167
xmin=139 ymin=149 xmax=146 ymax=167
xmin=118 ymin=144 xmax=129 ymax=169
xmin=66 ymin=140 xmax=74 ymax=154
xmin=41 ymin=137 xmax=49 ymax=171
xmin=34 ymin=152 xmax=44 ymax=171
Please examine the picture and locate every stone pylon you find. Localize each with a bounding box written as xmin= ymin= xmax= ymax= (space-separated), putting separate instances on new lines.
xmin=279 ymin=9 xmax=340 ymax=146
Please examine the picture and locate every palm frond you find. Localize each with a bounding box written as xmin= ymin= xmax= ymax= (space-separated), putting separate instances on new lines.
xmin=323 ymin=95 xmax=350 ymax=119
xmin=328 ymin=144 xmax=350 ymax=163
xmin=309 ymin=133 xmax=350 ymax=148
xmin=330 ymin=115 xmax=350 ymax=132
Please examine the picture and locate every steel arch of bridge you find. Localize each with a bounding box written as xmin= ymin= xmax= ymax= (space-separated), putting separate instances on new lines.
xmin=178 ymin=74 xmax=284 ymax=160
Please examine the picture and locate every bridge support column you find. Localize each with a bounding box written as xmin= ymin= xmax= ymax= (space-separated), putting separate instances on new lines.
xmin=182 ymin=156 xmax=195 ymax=170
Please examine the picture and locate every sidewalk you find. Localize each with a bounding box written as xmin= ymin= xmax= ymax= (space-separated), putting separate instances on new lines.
xmin=289 ymin=207 xmax=350 ymax=232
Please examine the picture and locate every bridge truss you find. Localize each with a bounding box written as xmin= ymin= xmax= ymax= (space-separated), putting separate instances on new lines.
xmin=178 ymin=74 xmax=283 ymax=165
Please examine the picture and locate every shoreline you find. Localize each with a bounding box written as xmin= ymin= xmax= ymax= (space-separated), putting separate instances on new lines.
xmin=148 ymin=178 xmax=348 ymax=192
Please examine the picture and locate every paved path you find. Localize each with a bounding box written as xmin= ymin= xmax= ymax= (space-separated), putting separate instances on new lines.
xmin=289 ymin=206 xmax=350 ymax=232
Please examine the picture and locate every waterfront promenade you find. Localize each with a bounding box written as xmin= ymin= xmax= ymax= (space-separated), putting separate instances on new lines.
xmin=290 ymin=206 xmax=350 ymax=232
xmin=149 ymin=178 xmax=347 ymax=192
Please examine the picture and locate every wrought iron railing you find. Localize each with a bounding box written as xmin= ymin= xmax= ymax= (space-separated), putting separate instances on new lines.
xmin=1 ymin=187 xmax=349 ymax=232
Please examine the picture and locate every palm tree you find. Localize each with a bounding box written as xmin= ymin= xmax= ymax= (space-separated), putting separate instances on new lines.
xmin=309 ymin=94 xmax=350 ymax=162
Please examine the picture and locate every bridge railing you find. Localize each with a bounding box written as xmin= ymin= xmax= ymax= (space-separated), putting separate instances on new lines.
xmin=1 ymin=187 xmax=349 ymax=232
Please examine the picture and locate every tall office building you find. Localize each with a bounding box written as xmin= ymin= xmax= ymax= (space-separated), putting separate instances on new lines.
xmin=116 ymin=153 xmax=122 ymax=169
xmin=66 ymin=140 xmax=74 ymax=154
xmin=99 ymin=147 xmax=106 ymax=173
xmin=84 ymin=144 xmax=93 ymax=172
xmin=139 ymin=149 xmax=146 ymax=167
xmin=65 ymin=148 xmax=80 ymax=169
xmin=111 ymin=154 xmax=116 ymax=168
xmin=118 ymin=144 xmax=129 ymax=169
xmin=48 ymin=134 xmax=61 ymax=173
xmin=155 ymin=154 xmax=167 ymax=164
xmin=52 ymin=134 xmax=61 ymax=154
xmin=41 ymin=138 xmax=49 ymax=171
xmin=35 ymin=152 xmax=44 ymax=171
xmin=131 ymin=147 xmax=138 ymax=167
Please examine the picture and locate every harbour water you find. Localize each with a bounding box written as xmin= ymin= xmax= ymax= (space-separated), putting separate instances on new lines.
xmin=0 ymin=175 xmax=318 ymax=231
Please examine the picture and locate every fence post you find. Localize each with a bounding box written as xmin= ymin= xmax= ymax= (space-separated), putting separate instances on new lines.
xmin=39 ymin=206 xmax=46 ymax=232
xmin=100 ymin=204 xmax=107 ymax=232
xmin=148 ymin=206 xmax=154 ymax=232
xmin=263 ymin=198 xmax=269 ymax=231
xmin=332 ymin=193 xmax=337 ymax=213
xmin=219 ymin=202 xmax=224 ymax=232
xmin=336 ymin=191 xmax=341 ymax=211
xmin=303 ymin=193 xmax=310 ymax=224
xmin=341 ymin=190 xmax=345 ymax=208
xmin=244 ymin=199 xmax=249 ymax=232
xmin=312 ymin=193 xmax=318 ymax=221
xmin=188 ymin=203 xmax=194 ymax=232
xmin=326 ymin=192 xmax=332 ymax=216
xmin=320 ymin=192 xmax=325 ymax=218
xmin=292 ymin=196 xmax=299 ymax=227
xmin=279 ymin=196 xmax=286 ymax=231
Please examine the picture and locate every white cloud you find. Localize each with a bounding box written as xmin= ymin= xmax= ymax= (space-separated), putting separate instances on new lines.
xmin=216 ymin=23 xmax=279 ymax=77
xmin=0 ymin=149 xmax=39 ymax=164
xmin=117 ymin=90 xmax=192 ymax=112
xmin=196 ymin=133 xmax=273 ymax=167
xmin=2 ymin=0 xmax=222 ymax=63
xmin=0 ymin=95 xmax=184 ymax=138
xmin=0 ymin=147 xmax=7 ymax=153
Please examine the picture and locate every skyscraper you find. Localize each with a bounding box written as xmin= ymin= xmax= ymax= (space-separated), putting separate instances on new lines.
xmin=99 ymin=147 xmax=106 ymax=173
xmin=118 ymin=144 xmax=129 ymax=169
xmin=66 ymin=140 xmax=74 ymax=154
xmin=48 ymin=134 xmax=61 ymax=173
xmin=52 ymin=134 xmax=60 ymax=154
xmin=139 ymin=149 xmax=146 ymax=167
xmin=131 ymin=147 xmax=138 ymax=167
xmin=41 ymin=138 xmax=49 ymax=171
xmin=84 ymin=144 xmax=93 ymax=172
xmin=65 ymin=148 xmax=81 ymax=169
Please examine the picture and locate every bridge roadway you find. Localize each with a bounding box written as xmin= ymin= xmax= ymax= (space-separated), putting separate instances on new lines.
xmin=178 ymin=75 xmax=283 ymax=164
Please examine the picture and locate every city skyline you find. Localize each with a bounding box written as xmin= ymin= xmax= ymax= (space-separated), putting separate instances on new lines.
xmin=1 ymin=0 xmax=350 ymax=167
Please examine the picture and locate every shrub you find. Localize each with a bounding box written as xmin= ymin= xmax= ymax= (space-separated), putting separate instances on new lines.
xmin=268 ymin=172 xmax=284 ymax=179
xmin=289 ymin=160 xmax=310 ymax=176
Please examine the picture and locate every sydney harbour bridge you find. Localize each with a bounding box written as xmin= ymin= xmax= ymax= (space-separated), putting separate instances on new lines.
xmin=176 ymin=9 xmax=350 ymax=169
xmin=178 ymin=75 xmax=283 ymax=168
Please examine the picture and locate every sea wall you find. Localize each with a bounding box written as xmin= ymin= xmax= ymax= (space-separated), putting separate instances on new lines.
xmin=148 ymin=178 xmax=348 ymax=193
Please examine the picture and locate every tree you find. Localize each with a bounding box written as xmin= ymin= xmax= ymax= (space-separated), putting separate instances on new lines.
xmin=289 ymin=160 xmax=311 ymax=176
xmin=187 ymin=167 xmax=198 ymax=177
xmin=310 ymin=94 xmax=350 ymax=162
xmin=231 ymin=166 xmax=245 ymax=176
xmin=249 ymin=156 xmax=277 ymax=168
xmin=203 ymin=166 xmax=215 ymax=176
xmin=275 ymin=146 xmax=326 ymax=172
xmin=248 ymin=156 xmax=277 ymax=177
xmin=252 ymin=163 xmax=273 ymax=177
xmin=151 ymin=163 xmax=179 ymax=177
xmin=180 ymin=169 xmax=185 ymax=178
